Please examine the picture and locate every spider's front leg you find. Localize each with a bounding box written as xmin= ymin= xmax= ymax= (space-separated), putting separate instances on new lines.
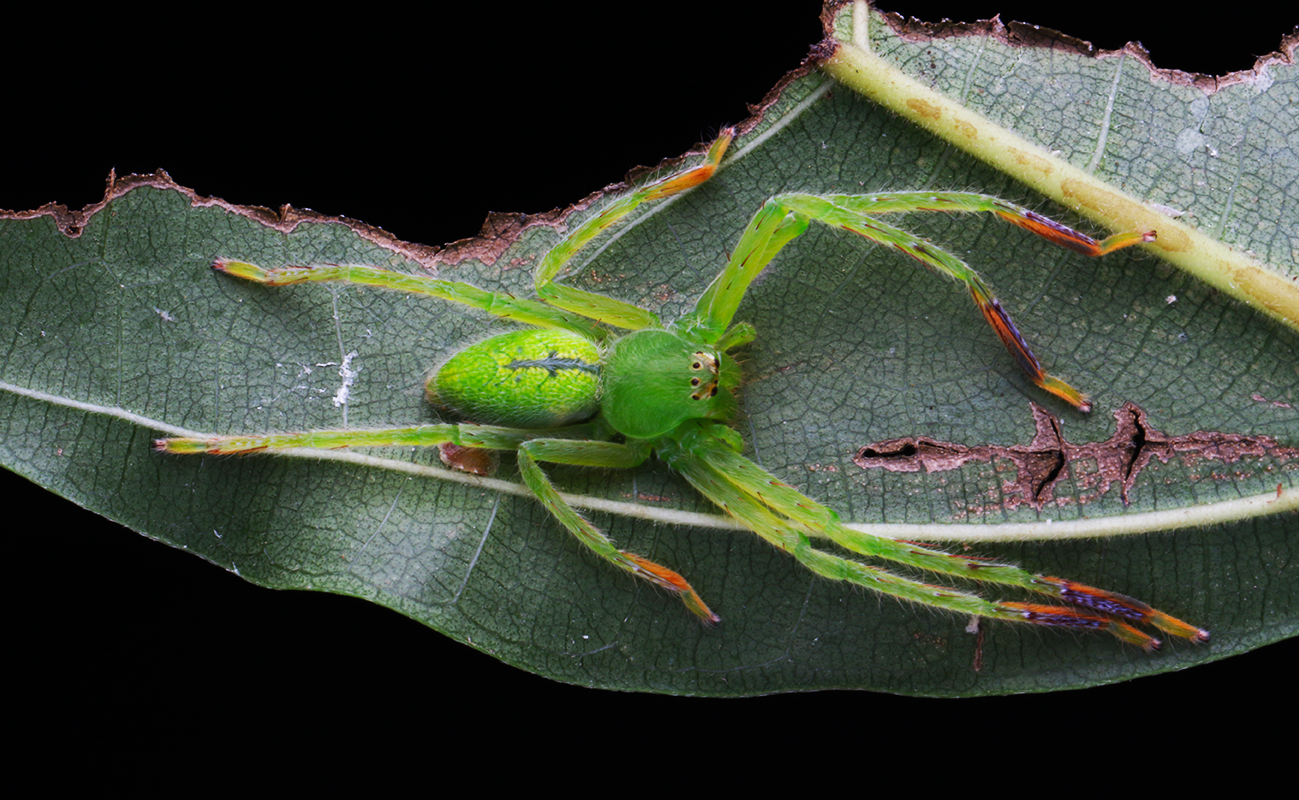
xmin=205 ymin=128 xmax=734 ymax=335
xmin=210 ymin=259 xmax=602 ymax=338
xmin=527 ymin=127 xmax=734 ymax=330
xmin=682 ymin=192 xmax=1157 ymax=411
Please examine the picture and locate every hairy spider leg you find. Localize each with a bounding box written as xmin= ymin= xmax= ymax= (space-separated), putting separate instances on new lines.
xmin=209 ymin=129 xmax=736 ymax=337
xmin=158 ymin=425 xmax=716 ymax=623
xmin=158 ymin=422 xmax=582 ymax=455
xmin=797 ymin=194 xmax=1094 ymax=411
xmin=530 ymin=127 xmax=734 ymax=330
xmin=515 ymin=438 xmax=716 ymax=623
xmin=678 ymin=423 xmax=1208 ymax=646
xmin=680 ymin=200 xmax=810 ymax=343
xmin=684 ymin=192 xmax=1155 ymax=411
xmin=211 ymin=259 xmax=604 ymax=339
xmin=823 ymin=191 xmax=1154 ymax=256
xmin=659 ymin=422 xmax=1200 ymax=649
xmin=658 ymin=430 xmax=1138 ymax=643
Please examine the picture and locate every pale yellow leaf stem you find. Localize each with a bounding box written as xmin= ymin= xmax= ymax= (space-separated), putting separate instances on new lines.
xmin=821 ymin=1 xmax=1299 ymax=331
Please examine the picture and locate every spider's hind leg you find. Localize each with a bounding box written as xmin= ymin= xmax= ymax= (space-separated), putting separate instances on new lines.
xmin=157 ymin=423 xmax=717 ymax=622
xmin=660 ymin=422 xmax=1207 ymax=648
xmin=158 ymin=422 xmax=558 ymax=456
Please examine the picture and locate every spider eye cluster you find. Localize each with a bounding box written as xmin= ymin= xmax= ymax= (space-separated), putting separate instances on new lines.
xmin=689 ymin=350 xmax=721 ymax=401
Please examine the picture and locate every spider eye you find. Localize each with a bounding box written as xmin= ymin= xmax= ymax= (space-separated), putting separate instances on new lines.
xmin=691 ymin=351 xmax=719 ymax=373
xmin=691 ymin=378 xmax=701 ymax=387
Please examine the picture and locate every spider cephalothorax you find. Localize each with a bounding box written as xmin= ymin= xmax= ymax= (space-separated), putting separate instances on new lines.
xmin=158 ymin=128 xmax=1207 ymax=650
xmin=601 ymin=331 xmax=740 ymax=439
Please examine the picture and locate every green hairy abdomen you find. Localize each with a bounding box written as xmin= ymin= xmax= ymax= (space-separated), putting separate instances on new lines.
xmin=428 ymin=329 xmax=601 ymax=428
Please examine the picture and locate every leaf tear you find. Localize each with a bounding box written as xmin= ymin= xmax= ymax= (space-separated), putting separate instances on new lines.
xmin=866 ymin=3 xmax=1299 ymax=92
xmin=853 ymin=403 xmax=1299 ymax=513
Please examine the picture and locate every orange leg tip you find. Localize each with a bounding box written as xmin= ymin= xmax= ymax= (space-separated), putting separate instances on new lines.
xmin=1109 ymin=621 xmax=1162 ymax=652
xmin=625 ymin=553 xmax=717 ymax=624
xmin=709 ymin=126 xmax=736 ymax=157
xmin=1151 ymin=611 xmax=1211 ymax=643
xmin=643 ymin=129 xmax=735 ymax=200
xmin=1006 ymin=602 xmax=1163 ymax=650
xmin=1097 ymin=230 xmax=1157 ymax=254
xmin=1042 ymin=577 xmax=1209 ymax=644
xmin=691 ymin=601 xmax=722 ymax=627
xmin=972 ymin=291 xmax=1090 ymax=412
xmin=671 ymin=577 xmax=719 ymax=625
xmin=1039 ymin=376 xmax=1091 ymax=413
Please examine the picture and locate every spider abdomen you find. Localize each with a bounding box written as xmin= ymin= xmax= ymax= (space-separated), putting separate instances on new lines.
xmin=427 ymin=329 xmax=601 ymax=428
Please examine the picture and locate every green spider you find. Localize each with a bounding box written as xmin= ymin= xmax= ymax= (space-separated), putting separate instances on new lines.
xmin=159 ymin=128 xmax=1208 ymax=650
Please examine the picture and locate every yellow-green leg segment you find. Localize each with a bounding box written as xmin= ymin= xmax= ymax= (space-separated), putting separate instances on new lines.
xmin=530 ymin=128 xmax=734 ymax=330
xmin=516 ymin=438 xmax=716 ymax=623
xmin=158 ymin=427 xmax=717 ymax=624
xmin=658 ymin=421 xmax=1208 ymax=649
xmin=681 ymin=191 xmax=1156 ymax=411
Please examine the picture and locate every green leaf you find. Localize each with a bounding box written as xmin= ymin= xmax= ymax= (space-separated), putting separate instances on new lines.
xmin=824 ymin=2 xmax=1299 ymax=332
xmin=3 ymin=4 xmax=1295 ymax=696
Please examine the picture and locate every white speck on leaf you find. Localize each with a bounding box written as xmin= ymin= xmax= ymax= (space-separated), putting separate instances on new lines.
xmin=332 ymin=351 xmax=360 ymax=407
